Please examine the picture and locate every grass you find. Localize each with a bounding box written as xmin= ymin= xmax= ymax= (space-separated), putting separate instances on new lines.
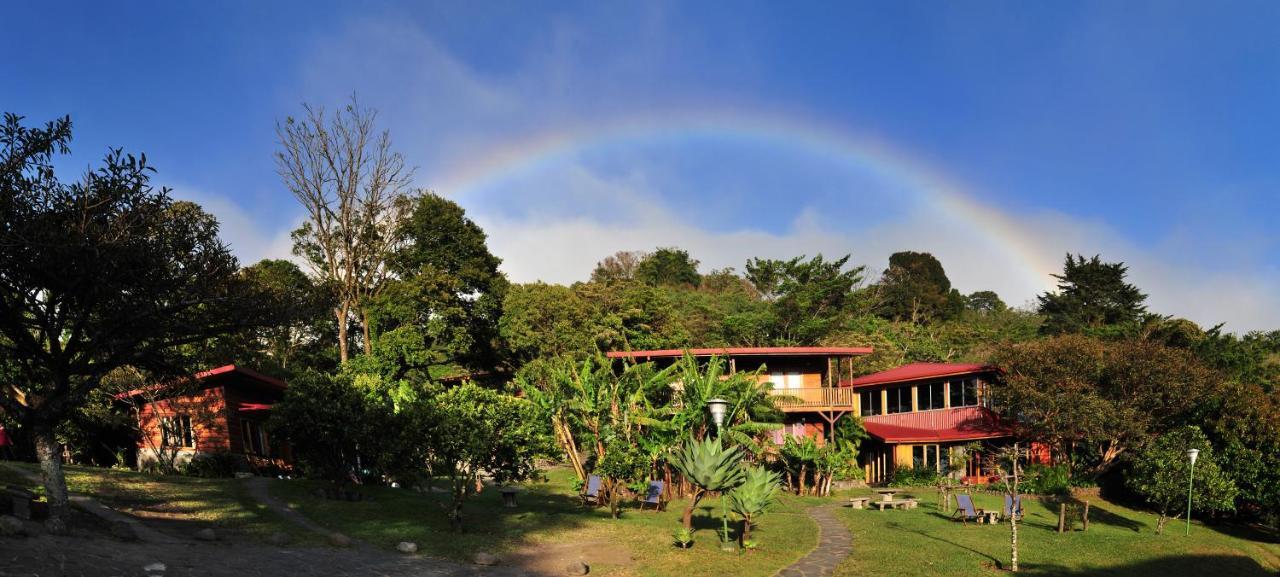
xmin=270 ymin=467 xmax=821 ymax=577
xmin=0 ymin=461 xmax=315 ymax=544
xmin=833 ymin=488 xmax=1280 ymax=576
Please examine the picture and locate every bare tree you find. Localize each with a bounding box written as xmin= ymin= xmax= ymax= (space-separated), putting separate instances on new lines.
xmin=987 ymin=442 xmax=1028 ymax=572
xmin=275 ymin=96 xmax=415 ymax=361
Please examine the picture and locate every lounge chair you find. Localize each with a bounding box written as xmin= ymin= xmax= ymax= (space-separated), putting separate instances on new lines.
xmin=1002 ymin=494 xmax=1023 ymax=521
xmin=952 ymin=494 xmax=983 ymax=525
xmin=639 ymin=480 xmax=664 ymax=511
xmin=581 ymin=475 xmax=602 ymax=506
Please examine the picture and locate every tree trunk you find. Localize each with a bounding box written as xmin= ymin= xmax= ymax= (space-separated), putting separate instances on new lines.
xmin=33 ymin=426 xmax=70 ymax=535
xmin=682 ymin=489 xmax=704 ymax=530
xmin=1010 ymin=514 xmax=1019 ymax=572
xmin=335 ymin=306 xmax=350 ymax=362
xmin=798 ymin=465 xmax=806 ymax=496
xmin=740 ymin=516 xmax=752 ymax=545
xmin=360 ymin=307 xmax=373 ymax=356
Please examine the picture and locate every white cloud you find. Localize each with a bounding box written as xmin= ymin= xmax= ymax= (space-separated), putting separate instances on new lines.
xmin=170 ymin=187 xmax=300 ymax=267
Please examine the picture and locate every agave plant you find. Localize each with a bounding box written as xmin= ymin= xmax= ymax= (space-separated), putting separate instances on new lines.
xmin=729 ymin=466 xmax=782 ymax=545
xmin=670 ymin=437 xmax=746 ymax=530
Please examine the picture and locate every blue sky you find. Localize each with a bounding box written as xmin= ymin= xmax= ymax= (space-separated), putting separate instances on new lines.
xmin=4 ymin=1 xmax=1279 ymax=330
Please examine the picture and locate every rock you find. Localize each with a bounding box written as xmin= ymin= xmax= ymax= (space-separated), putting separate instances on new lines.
xmin=268 ymin=532 xmax=291 ymax=546
xmin=110 ymin=521 xmax=138 ymax=541
xmin=473 ymin=551 xmax=499 ymax=566
xmin=328 ymin=532 xmax=353 ymax=547
xmin=194 ymin=528 xmax=217 ymax=541
xmin=565 ymin=561 xmax=590 ymax=576
xmin=142 ymin=562 xmax=167 ymax=572
xmin=0 ymin=515 xmax=25 ymax=537
xmin=396 ymin=541 xmax=417 ymax=554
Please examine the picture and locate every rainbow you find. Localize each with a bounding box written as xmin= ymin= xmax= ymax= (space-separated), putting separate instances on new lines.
xmin=433 ymin=107 xmax=1058 ymax=293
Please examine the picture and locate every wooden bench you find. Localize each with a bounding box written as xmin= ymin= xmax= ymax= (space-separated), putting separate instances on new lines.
xmin=874 ymin=498 xmax=918 ymax=511
xmin=4 ymin=486 xmax=37 ymax=520
xmin=848 ymin=497 xmax=871 ymax=509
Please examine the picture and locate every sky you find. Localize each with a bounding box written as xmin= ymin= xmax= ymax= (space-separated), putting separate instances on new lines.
xmin=3 ymin=1 xmax=1279 ymax=331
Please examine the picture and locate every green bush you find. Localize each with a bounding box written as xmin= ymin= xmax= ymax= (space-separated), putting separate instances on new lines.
xmin=182 ymin=452 xmax=244 ymax=478
xmin=888 ymin=466 xmax=941 ymax=487
xmin=1022 ymin=464 xmax=1073 ymax=495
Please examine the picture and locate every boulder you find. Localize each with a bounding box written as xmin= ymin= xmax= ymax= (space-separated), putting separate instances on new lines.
xmin=0 ymin=515 xmax=25 ymax=537
xmin=194 ymin=528 xmax=217 ymax=541
xmin=396 ymin=541 xmax=418 ymax=554
xmin=473 ymin=551 xmax=499 ymax=566
xmin=565 ymin=561 xmax=590 ymax=576
xmin=328 ymin=532 xmax=353 ymax=547
xmin=142 ymin=562 xmax=167 ymax=573
xmin=110 ymin=521 xmax=139 ymax=542
xmin=268 ymin=532 xmax=292 ymax=546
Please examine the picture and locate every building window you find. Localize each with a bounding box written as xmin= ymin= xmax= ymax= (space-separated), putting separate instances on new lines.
xmin=911 ymin=444 xmax=944 ymax=472
xmin=241 ymin=420 xmax=269 ymax=456
xmin=770 ymin=372 xmax=804 ymax=390
xmin=949 ymin=378 xmax=980 ymax=407
xmin=886 ymin=385 xmax=912 ymax=414
xmin=918 ymin=382 xmax=945 ymax=410
xmin=859 ymin=390 xmax=882 ymax=416
xmin=161 ymin=415 xmax=194 ymax=448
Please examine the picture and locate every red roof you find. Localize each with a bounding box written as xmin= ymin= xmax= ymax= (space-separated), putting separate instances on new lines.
xmin=843 ymin=362 xmax=995 ymax=388
xmin=606 ymin=346 xmax=873 ymax=360
xmin=862 ymin=406 xmax=1011 ymax=443
xmin=115 ymin=364 xmax=286 ymax=400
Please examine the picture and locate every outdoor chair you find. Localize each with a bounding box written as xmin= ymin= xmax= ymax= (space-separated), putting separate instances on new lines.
xmin=952 ymin=494 xmax=984 ymax=525
xmin=1002 ymin=494 xmax=1023 ymax=521
xmin=580 ymin=475 xmax=603 ymax=506
xmin=639 ymin=480 xmax=664 ymax=511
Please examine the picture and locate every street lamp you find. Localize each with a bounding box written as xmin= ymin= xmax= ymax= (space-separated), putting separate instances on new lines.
xmin=1185 ymin=448 xmax=1199 ymax=536
xmin=707 ymin=398 xmax=729 ymax=432
xmin=705 ymin=398 xmax=732 ymax=550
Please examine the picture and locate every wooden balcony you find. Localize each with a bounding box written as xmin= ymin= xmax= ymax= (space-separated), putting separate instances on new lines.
xmin=768 ymin=387 xmax=856 ymax=412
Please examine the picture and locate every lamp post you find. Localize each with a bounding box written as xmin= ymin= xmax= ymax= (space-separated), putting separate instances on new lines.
xmin=706 ymin=398 xmax=731 ymax=549
xmin=1185 ymin=448 xmax=1199 ymax=536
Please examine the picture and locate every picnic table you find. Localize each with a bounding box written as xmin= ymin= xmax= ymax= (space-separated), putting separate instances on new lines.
xmin=873 ymin=488 xmax=901 ymax=503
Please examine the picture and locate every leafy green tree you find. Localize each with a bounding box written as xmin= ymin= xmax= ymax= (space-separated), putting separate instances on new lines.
xmin=729 ymin=466 xmax=782 ymax=545
xmin=670 ymin=438 xmax=746 ymax=530
xmin=425 ymin=383 xmax=548 ymax=530
xmin=596 ymin=437 xmax=650 ymax=518
xmin=378 ymin=193 xmax=508 ymax=374
xmin=746 ymin=254 xmax=865 ymax=344
xmin=876 ymin=251 xmax=963 ymax=323
xmin=1128 ymin=426 xmax=1237 ymax=534
xmin=500 ymin=283 xmax=602 ymax=363
xmin=1037 ymin=254 xmax=1147 ymax=335
xmin=268 ymin=370 xmax=372 ymax=485
xmin=636 ymin=247 xmax=701 ymax=287
xmin=991 ymin=335 xmax=1220 ymax=477
xmin=0 ymin=113 xmax=273 ymax=532
xmin=966 ymin=290 xmax=1008 ymax=313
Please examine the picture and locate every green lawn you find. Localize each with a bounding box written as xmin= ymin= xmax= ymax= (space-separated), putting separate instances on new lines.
xmin=270 ymin=467 xmax=822 ymax=577
xmin=0 ymin=462 xmax=315 ymax=544
xmin=834 ymin=489 xmax=1280 ymax=576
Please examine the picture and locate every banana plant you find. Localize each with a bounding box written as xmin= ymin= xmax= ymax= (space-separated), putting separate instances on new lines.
xmin=670 ymin=437 xmax=746 ymax=530
xmin=729 ymin=466 xmax=782 ymax=545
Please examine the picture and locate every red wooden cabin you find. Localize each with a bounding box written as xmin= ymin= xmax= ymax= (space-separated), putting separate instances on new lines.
xmin=118 ymin=365 xmax=292 ymax=471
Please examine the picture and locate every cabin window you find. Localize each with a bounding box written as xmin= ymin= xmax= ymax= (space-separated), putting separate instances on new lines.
xmin=770 ymin=372 xmax=804 ymax=390
xmin=859 ymin=390 xmax=881 ymax=416
xmin=918 ymin=382 xmax=945 ymax=410
xmin=887 ymin=385 xmax=912 ymax=414
xmin=161 ymin=415 xmax=194 ymax=448
xmin=949 ymin=378 xmax=980 ymax=407
xmin=241 ymin=420 xmax=269 ymax=456
xmin=911 ymin=444 xmax=943 ymax=472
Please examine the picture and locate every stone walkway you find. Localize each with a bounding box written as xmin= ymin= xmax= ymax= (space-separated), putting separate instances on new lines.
xmin=776 ymin=506 xmax=852 ymax=577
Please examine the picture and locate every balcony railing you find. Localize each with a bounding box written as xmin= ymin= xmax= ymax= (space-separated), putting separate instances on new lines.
xmin=768 ymin=387 xmax=856 ymax=409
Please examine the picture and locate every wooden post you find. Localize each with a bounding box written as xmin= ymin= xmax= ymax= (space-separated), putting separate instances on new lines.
xmin=1057 ymin=503 xmax=1067 ymax=533
xmin=1082 ymin=501 xmax=1090 ymax=532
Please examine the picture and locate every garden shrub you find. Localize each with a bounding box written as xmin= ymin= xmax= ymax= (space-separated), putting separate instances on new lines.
xmin=888 ymin=466 xmax=940 ymax=487
xmin=1022 ymin=464 xmax=1073 ymax=495
xmin=183 ymin=452 xmax=244 ymax=478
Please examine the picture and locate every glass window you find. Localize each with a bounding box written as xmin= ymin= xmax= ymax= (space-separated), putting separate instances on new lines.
xmin=859 ymin=390 xmax=882 ymax=416
xmin=926 ymin=445 xmax=938 ymax=471
xmin=887 ymin=386 xmax=912 ymax=414
xmin=940 ymin=446 xmax=951 ymax=474
xmin=161 ymin=415 xmax=193 ymax=448
xmin=949 ymin=378 xmax=980 ymax=407
xmin=918 ymin=382 xmax=946 ymax=410
xmin=912 ymin=445 xmax=925 ymax=469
